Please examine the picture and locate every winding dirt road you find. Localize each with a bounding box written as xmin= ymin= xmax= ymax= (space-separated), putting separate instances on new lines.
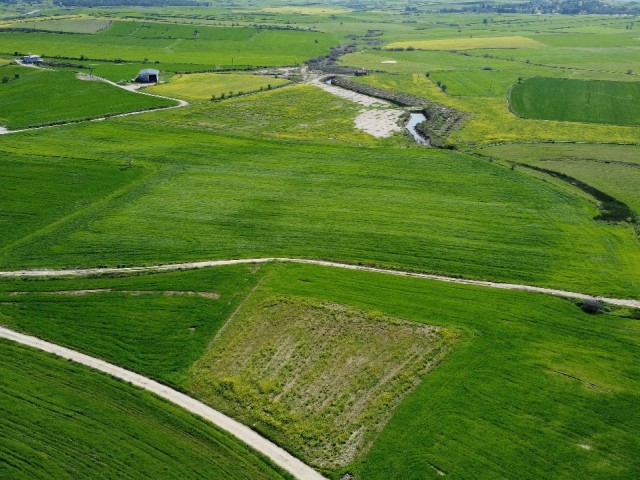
xmin=1 ymin=257 xmax=638 ymax=309
xmin=0 ymin=325 xmax=327 ymax=480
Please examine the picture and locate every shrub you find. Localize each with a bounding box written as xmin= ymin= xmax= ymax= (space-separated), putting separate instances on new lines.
xmin=580 ymin=298 xmax=604 ymax=314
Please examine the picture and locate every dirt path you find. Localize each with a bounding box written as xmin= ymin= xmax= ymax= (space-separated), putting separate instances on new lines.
xmin=307 ymin=73 xmax=406 ymax=138
xmin=1 ymin=257 xmax=638 ymax=309
xmin=0 ymin=71 xmax=188 ymax=135
xmin=0 ymin=325 xmax=327 ymax=480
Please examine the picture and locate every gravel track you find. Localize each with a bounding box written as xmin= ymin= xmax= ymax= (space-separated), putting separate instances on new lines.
xmin=1 ymin=257 xmax=638 ymax=309
xmin=0 ymin=325 xmax=327 ymax=480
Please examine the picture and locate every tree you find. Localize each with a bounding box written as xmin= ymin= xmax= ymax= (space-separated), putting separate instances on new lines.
xmin=2 ymin=76 xmax=9 ymax=84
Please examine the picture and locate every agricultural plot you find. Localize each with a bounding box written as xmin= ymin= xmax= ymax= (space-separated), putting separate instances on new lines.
xmin=1 ymin=262 xmax=638 ymax=479
xmin=0 ymin=21 xmax=336 ymax=67
xmin=159 ymin=84 xmax=397 ymax=145
xmin=146 ymin=72 xmax=289 ymax=102
xmin=353 ymin=73 xmax=640 ymax=145
xmin=190 ymin=296 xmax=451 ymax=468
xmin=510 ymin=77 xmax=640 ymax=126
xmin=0 ymin=121 xmax=639 ymax=297
xmin=2 ymin=17 xmax=111 ymax=33
xmin=0 ymin=264 xmax=263 ymax=387
xmin=0 ymin=340 xmax=291 ymax=480
xmin=386 ymin=36 xmax=545 ymax=51
xmin=0 ymin=65 xmax=174 ymax=129
xmin=482 ymin=143 xmax=640 ymax=216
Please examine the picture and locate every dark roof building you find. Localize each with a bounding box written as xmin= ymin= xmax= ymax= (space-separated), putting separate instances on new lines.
xmin=135 ymin=68 xmax=160 ymax=83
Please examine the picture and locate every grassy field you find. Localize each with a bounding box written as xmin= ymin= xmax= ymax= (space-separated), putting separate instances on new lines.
xmin=146 ymin=72 xmax=289 ymax=102
xmin=0 ymin=263 xmax=263 ymax=387
xmin=0 ymin=64 xmax=174 ymax=129
xmin=0 ymin=21 xmax=336 ymax=66
xmin=353 ymin=73 xmax=640 ymax=145
xmin=159 ymin=84 xmax=399 ymax=145
xmin=482 ymin=143 xmax=640 ymax=216
xmin=1 ymin=17 xmax=111 ymax=33
xmin=1 ymin=262 xmax=637 ymax=479
xmin=0 ymin=339 xmax=291 ymax=480
xmin=190 ymin=296 xmax=451 ymax=468
xmin=510 ymin=77 xmax=640 ymax=126
xmin=0 ymin=121 xmax=638 ymax=297
xmin=386 ymin=36 xmax=546 ymax=50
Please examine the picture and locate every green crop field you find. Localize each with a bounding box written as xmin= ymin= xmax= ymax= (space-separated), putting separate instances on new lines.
xmin=0 ymin=64 xmax=174 ymax=129
xmin=0 ymin=339 xmax=291 ymax=480
xmin=2 ymin=5 xmax=640 ymax=480
xmin=0 ymin=120 xmax=638 ymax=297
xmin=1 ymin=262 xmax=637 ymax=479
xmin=191 ymin=296 xmax=451 ymax=468
xmin=482 ymin=143 xmax=640 ymax=217
xmin=511 ymin=77 xmax=640 ymax=125
xmin=146 ymin=72 xmax=290 ymax=101
xmin=0 ymin=21 xmax=336 ymax=67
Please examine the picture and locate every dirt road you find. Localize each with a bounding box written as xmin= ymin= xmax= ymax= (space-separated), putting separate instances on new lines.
xmin=1 ymin=257 xmax=638 ymax=309
xmin=0 ymin=325 xmax=327 ymax=480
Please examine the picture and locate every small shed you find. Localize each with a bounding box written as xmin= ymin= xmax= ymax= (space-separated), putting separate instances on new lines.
xmin=22 ymin=54 xmax=42 ymax=64
xmin=135 ymin=68 xmax=159 ymax=83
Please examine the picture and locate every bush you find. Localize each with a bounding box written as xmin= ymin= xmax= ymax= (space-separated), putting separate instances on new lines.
xmin=580 ymin=298 xmax=604 ymax=314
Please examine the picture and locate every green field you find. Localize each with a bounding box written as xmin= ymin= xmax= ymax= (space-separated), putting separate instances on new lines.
xmin=191 ymin=296 xmax=451 ymax=468
xmin=0 ymin=339 xmax=291 ymax=480
xmin=0 ymin=120 xmax=638 ymax=297
xmin=0 ymin=21 xmax=336 ymax=67
xmin=147 ymin=72 xmax=290 ymax=101
xmin=0 ymin=64 xmax=174 ymax=129
xmin=1 ymin=262 xmax=637 ymax=479
xmin=2 ymin=6 xmax=640 ymax=480
xmin=511 ymin=77 xmax=640 ymax=125
xmin=482 ymin=143 xmax=640 ymax=217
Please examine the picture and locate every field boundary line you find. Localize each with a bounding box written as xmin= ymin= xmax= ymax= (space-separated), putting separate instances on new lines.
xmin=0 ymin=257 xmax=638 ymax=308
xmin=0 ymin=325 xmax=327 ymax=480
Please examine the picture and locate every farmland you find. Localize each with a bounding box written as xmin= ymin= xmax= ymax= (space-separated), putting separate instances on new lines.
xmin=0 ymin=339 xmax=291 ymax=480
xmin=1 ymin=4 xmax=640 ymax=480
xmin=146 ymin=72 xmax=290 ymax=102
xmin=0 ymin=64 xmax=174 ymax=129
xmin=510 ymin=77 xmax=640 ymax=125
xmin=0 ymin=262 xmax=637 ymax=479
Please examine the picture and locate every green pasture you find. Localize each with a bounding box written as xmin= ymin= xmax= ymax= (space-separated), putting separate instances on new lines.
xmin=511 ymin=77 xmax=640 ymax=126
xmin=191 ymin=296 xmax=450 ymax=468
xmin=0 ymin=21 xmax=336 ymax=66
xmin=0 ymin=64 xmax=174 ymax=129
xmin=2 ymin=16 xmax=111 ymax=33
xmin=0 ymin=262 xmax=637 ymax=479
xmin=0 ymin=339 xmax=291 ymax=480
xmin=482 ymin=143 xmax=640 ymax=216
xmin=0 ymin=119 xmax=638 ymax=297
xmin=160 ymin=84 xmax=399 ymax=145
xmin=353 ymin=73 xmax=640 ymax=145
xmin=146 ymin=72 xmax=289 ymax=101
xmin=0 ymin=263 xmax=263 ymax=387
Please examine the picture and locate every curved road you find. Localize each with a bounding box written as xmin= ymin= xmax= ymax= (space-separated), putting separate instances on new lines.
xmin=0 ymin=257 xmax=638 ymax=308
xmin=0 ymin=325 xmax=327 ymax=480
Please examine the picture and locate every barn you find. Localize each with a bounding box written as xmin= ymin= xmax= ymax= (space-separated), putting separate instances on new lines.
xmin=135 ymin=68 xmax=160 ymax=83
xmin=22 ymin=54 xmax=42 ymax=64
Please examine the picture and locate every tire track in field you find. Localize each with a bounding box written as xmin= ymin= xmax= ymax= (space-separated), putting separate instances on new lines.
xmin=0 ymin=257 xmax=638 ymax=309
xmin=0 ymin=326 xmax=327 ymax=480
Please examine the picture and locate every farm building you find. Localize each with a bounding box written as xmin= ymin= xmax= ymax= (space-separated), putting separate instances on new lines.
xmin=22 ymin=54 xmax=42 ymax=64
xmin=135 ymin=68 xmax=160 ymax=83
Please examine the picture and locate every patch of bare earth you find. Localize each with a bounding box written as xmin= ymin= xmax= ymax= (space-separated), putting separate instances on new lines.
xmin=189 ymin=296 xmax=452 ymax=469
xmin=354 ymin=108 xmax=404 ymax=138
xmin=10 ymin=290 xmax=220 ymax=299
